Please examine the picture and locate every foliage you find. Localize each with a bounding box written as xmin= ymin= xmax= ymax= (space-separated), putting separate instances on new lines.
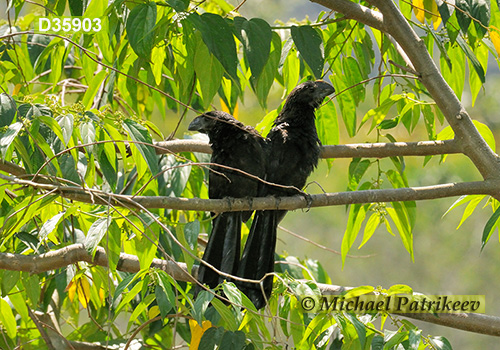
xmin=0 ymin=0 xmax=499 ymax=348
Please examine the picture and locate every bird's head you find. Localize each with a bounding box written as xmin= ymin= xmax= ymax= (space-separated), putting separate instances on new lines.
xmin=188 ymin=111 xmax=238 ymax=134
xmin=285 ymin=80 xmax=335 ymax=110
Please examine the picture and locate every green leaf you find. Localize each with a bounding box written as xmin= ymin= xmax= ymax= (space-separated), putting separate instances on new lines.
xmin=79 ymin=120 xmax=96 ymax=153
xmin=84 ymin=217 xmax=111 ymax=256
xmin=371 ymin=335 xmax=384 ymax=350
xmin=0 ymin=122 xmax=22 ymax=158
xmin=192 ymin=290 xmax=213 ymax=325
xmin=211 ymin=298 xmax=239 ymax=331
xmin=107 ymin=220 xmax=121 ymax=271
xmin=131 ymin=221 xmax=158 ymax=270
xmin=256 ymin=108 xmax=278 ymax=137
xmin=342 ymin=56 xmax=365 ymax=105
xmin=441 ymin=42 xmax=465 ymax=99
xmin=428 ymin=335 xmax=453 ymax=350
xmin=347 ymin=159 xmax=371 ymax=191
xmin=57 ymin=114 xmax=74 ymax=146
xmin=359 ymin=213 xmax=379 ymax=248
xmin=221 ymin=283 xmax=257 ymax=312
xmin=166 ymin=0 xmax=188 ymax=12
xmin=82 ymin=70 xmax=108 ymax=110
xmin=482 ymin=206 xmax=500 ymax=250
xmin=184 ymin=220 xmax=200 ymax=250
xmin=384 ymin=328 xmax=408 ymax=349
xmin=456 ymin=35 xmax=485 ymax=84
xmin=445 ymin=12 xmax=460 ymax=44
xmin=409 ymin=328 xmax=422 ymax=349
xmin=315 ymin=100 xmax=338 ymax=168
xmin=18 ymin=103 xmax=52 ymax=119
xmin=0 ymin=93 xmax=16 ymax=127
xmin=386 ymin=284 xmax=413 ymax=295
xmin=474 ymin=121 xmax=496 ymax=151
xmin=50 ymin=44 xmax=65 ymax=86
xmin=472 ymin=0 xmax=490 ymax=38
xmin=344 ymin=313 xmax=366 ymax=349
xmin=291 ymin=25 xmax=324 ymax=79
xmin=343 ymin=285 xmax=375 ymax=299
xmin=189 ymin=13 xmax=238 ymax=81
xmin=219 ymin=330 xmax=246 ymax=350
xmin=38 ymin=212 xmax=65 ymax=243
xmin=123 ymin=119 xmax=159 ymax=175
xmin=456 ymin=0 xmax=473 ymax=33
xmin=1 ymin=270 xmax=19 ymax=296
xmin=234 ymin=17 xmax=272 ymax=79
xmin=0 ymin=298 xmax=16 ymax=339
xmin=361 ymin=94 xmax=404 ymax=131
xmin=126 ymin=1 xmax=157 ymax=58
xmin=199 ymin=327 xmax=225 ymax=350
xmin=156 ymin=271 xmax=178 ymax=309
xmin=436 ymin=0 xmax=455 ymax=24
xmin=155 ymin=283 xmax=173 ymax=318
xmin=22 ymin=273 xmax=40 ymax=307
xmin=97 ymin=140 xmax=117 ymax=190
xmin=387 ymin=206 xmax=414 ymax=260
xmin=68 ymin=0 xmax=83 ymax=15
xmin=333 ymin=71 xmax=356 ymax=136
xmin=341 ymin=203 xmax=368 ymax=266
xmin=251 ymin=32 xmax=281 ymax=108
xmin=422 ymin=104 xmax=436 ymax=140
xmin=194 ymin=33 xmax=224 ymax=109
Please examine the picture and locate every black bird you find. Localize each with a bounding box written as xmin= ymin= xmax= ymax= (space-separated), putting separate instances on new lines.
xmin=237 ymin=80 xmax=335 ymax=309
xmin=188 ymin=111 xmax=266 ymax=294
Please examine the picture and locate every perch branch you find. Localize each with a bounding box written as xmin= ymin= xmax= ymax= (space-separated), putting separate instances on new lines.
xmin=155 ymin=139 xmax=462 ymax=158
xmin=1 ymin=173 xmax=497 ymax=211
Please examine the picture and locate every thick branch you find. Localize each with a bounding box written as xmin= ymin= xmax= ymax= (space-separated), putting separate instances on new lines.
xmin=156 ymin=139 xmax=461 ymax=158
xmin=310 ymin=0 xmax=385 ymax=31
xmin=313 ymin=0 xmax=500 ymax=182
xmin=0 ymin=140 xmax=461 ymax=181
xmin=32 ymin=180 xmax=500 ymax=212
xmin=0 ymin=243 xmax=194 ymax=282
xmin=1 ymin=245 xmax=499 ymax=336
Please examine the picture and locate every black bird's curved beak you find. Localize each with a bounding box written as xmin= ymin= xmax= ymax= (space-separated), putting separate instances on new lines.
xmin=314 ymin=80 xmax=336 ymax=100
xmin=188 ymin=116 xmax=206 ymax=132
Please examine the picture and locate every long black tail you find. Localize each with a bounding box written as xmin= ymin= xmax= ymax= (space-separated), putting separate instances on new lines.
xmin=196 ymin=212 xmax=242 ymax=295
xmin=236 ymin=210 xmax=284 ymax=309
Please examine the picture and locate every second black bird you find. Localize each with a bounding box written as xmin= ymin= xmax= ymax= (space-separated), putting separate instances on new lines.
xmin=188 ymin=111 xmax=266 ymax=294
xmin=237 ymin=80 xmax=335 ymax=309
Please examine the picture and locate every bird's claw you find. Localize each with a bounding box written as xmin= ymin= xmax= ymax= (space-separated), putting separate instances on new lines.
xmin=302 ymin=192 xmax=313 ymax=212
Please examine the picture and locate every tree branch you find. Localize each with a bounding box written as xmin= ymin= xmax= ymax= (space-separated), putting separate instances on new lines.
xmin=309 ymin=0 xmax=385 ymax=31
xmin=0 ymin=243 xmax=194 ymax=283
xmin=2 ymin=245 xmax=499 ymax=336
xmin=155 ymin=139 xmax=462 ymax=158
xmin=0 ymin=139 xmax=461 ymax=181
xmin=312 ymin=0 xmax=500 ymax=183
xmin=2 ymin=174 xmax=497 ymax=211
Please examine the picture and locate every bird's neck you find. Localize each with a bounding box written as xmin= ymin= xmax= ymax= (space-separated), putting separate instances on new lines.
xmin=276 ymin=103 xmax=316 ymax=127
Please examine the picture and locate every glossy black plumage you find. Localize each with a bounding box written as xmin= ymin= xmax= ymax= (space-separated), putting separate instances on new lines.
xmin=188 ymin=111 xmax=266 ymax=293
xmin=237 ymin=80 xmax=335 ymax=309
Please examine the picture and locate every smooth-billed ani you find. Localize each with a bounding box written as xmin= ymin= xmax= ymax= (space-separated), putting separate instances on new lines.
xmin=188 ymin=111 xmax=266 ymax=294
xmin=237 ymin=80 xmax=335 ymax=309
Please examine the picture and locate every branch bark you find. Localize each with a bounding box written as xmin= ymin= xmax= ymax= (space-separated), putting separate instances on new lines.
xmin=9 ymin=176 xmax=498 ymax=212
xmin=155 ymin=139 xmax=462 ymax=159
xmin=0 ymin=243 xmax=194 ymax=282
xmin=2 ymin=245 xmax=499 ymax=337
